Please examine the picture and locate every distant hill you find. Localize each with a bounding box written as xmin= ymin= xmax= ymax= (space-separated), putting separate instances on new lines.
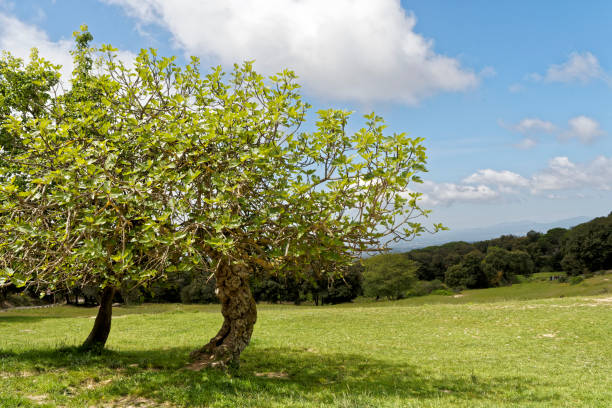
xmin=395 ymin=216 xmax=591 ymax=251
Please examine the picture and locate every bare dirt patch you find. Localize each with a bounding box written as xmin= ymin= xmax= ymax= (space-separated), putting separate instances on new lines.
xmin=0 ymin=370 xmax=37 ymax=379
xmin=99 ymin=397 xmax=175 ymax=407
xmin=82 ymin=378 xmax=113 ymax=390
xmin=254 ymin=371 xmax=290 ymax=379
xmin=26 ymin=395 xmax=47 ymax=404
xmin=185 ymin=359 xmax=206 ymax=371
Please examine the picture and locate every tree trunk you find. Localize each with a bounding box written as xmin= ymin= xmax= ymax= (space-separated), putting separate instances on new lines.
xmin=190 ymin=261 xmax=257 ymax=369
xmin=81 ymin=286 xmax=115 ymax=351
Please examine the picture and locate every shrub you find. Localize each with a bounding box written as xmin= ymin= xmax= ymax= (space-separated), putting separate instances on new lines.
xmin=430 ymin=289 xmax=454 ymax=296
xmin=407 ymin=279 xmax=450 ymax=297
xmin=362 ymin=254 xmax=418 ymax=300
xmin=120 ymin=286 xmax=144 ymax=305
xmin=514 ymin=275 xmax=529 ymax=283
xmin=569 ymin=276 xmax=584 ymax=285
xmin=481 ymin=247 xmax=535 ymax=286
xmin=444 ymin=250 xmax=487 ymax=289
xmin=180 ymin=277 xmax=218 ymax=304
xmin=561 ymin=213 xmax=612 ymax=275
xmin=3 ymin=293 xmax=44 ymax=308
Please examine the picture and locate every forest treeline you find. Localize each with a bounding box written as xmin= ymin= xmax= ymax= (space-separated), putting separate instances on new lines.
xmin=404 ymin=211 xmax=612 ymax=290
xmin=1 ymin=212 xmax=610 ymax=307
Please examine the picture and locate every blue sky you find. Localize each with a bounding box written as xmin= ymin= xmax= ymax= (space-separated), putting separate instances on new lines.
xmin=1 ymin=0 xmax=610 ymax=235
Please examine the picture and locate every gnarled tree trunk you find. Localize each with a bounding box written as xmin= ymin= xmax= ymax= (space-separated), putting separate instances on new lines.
xmin=190 ymin=260 xmax=257 ymax=369
xmin=81 ymin=286 xmax=115 ymax=351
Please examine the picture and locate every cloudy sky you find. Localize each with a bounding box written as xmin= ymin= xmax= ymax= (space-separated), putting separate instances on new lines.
xmin=1 ymin=0 xmax=610 ymax=235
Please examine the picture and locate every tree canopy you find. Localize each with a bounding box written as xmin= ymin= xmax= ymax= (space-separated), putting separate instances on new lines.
xmin=0 ymin=27 xmax=438 ymax=366
xmin=561 ymin=213 xmax=612 ymax=275
xmin=362 ymin=254 xmax=418 ymax=300
xmin=395 ymin=214 xmax=611 ymax=291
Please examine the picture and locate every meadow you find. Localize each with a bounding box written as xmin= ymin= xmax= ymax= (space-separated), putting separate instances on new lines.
xmin=1 ymin=275 xmax=611 ymax=407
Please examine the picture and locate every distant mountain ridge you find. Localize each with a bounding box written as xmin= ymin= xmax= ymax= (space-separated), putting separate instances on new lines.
xmin=395 ymin=216 xmax=591 ymax=251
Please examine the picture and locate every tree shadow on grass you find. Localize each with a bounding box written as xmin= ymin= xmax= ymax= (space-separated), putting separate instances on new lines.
xmin=0 ymin=315 xmax=63 ymax=323
xmin=0 ymin=345 xmax=555 ymax=407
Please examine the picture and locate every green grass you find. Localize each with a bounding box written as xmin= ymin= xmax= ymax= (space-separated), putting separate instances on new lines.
xmin=530 ymin=272 xmax=566 ymax=280
xmin=379 ymin=272 xmax=611 ymax=307
xmin=1 ymin=276 xmax=611 ymax=407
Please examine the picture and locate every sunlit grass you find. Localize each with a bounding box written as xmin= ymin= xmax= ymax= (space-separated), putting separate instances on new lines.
xmin=1 ymin=276 xmax=611 ymax=407
xmin=356 ymin=271 xmax=612 ymax=307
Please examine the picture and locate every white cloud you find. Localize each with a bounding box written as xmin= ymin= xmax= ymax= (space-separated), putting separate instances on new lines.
xmin=501 ymin=117 xmax=557 ymax=149
xmin=416 ymin=181 xmax=500 ymax=207
xmin=463 ymin=169 xmax=529 ymax=188
xmin=526 ymin=72 xmax=542 ymax=82
xmin=419 ymin=155 xmax=612 ymax=207
xmin=512 ymin=118 xmax=556 ymax=134
xmin=0 ymin=12 xmax=73 ymax=79
xmin=479 ymin=66 xmax=497 ymax=78
xmin=503 ymin=115 xmax=605 ymax=148
xmin=544 ymin=52 xmax=604 ymax=83
xmin=515 ymin=138 xmax=537 ymax=150
xmin=521 ymin=52 xmax=609 ymax=91
xmin=530 ymin=155 xmax=612 ymax=193
xmin=0 ymin=13 xmax=136 ymax=84
xmin=561 ymin=115 xmax=605 ymax=144
xmin=508 ymin=83 xmax=524 ymax=93
xmin=103 ymin=0 xmax=479 ymax=104
xmin=530 ymin=157 xmax=579 ymax=192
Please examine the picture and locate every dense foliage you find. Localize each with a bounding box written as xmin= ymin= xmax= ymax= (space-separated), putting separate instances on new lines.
xmin=362 ymin=254 xmax=417 ymax=300
xmin=121 ymin=265 xmax=364 ymax=306
xmin=361 ymin=212 xmax=611 ymax=294
xmin=251 ymin=263 xmax=363 ymax=305
xmin=560 ymin=214 xmax=612 ymax=275
xmin=0 ymin=28 xmax=438 ymax=365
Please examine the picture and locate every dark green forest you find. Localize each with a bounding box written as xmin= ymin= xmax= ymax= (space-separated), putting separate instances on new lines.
xmin=406 ymin=212 xmax=611 ymax=287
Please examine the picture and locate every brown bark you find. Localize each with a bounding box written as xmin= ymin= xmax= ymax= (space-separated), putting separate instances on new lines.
xmin=81 ymin=286 xmax=115 ymax=351
xmin=190 ymin=260 xmax=257 ymax=369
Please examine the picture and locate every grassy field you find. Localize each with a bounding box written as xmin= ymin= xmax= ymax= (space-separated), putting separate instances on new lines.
xmin=388 ymin=272 xmax=612 ymax=306
xmin=1 ymin=276 xmax=611 ymax=407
